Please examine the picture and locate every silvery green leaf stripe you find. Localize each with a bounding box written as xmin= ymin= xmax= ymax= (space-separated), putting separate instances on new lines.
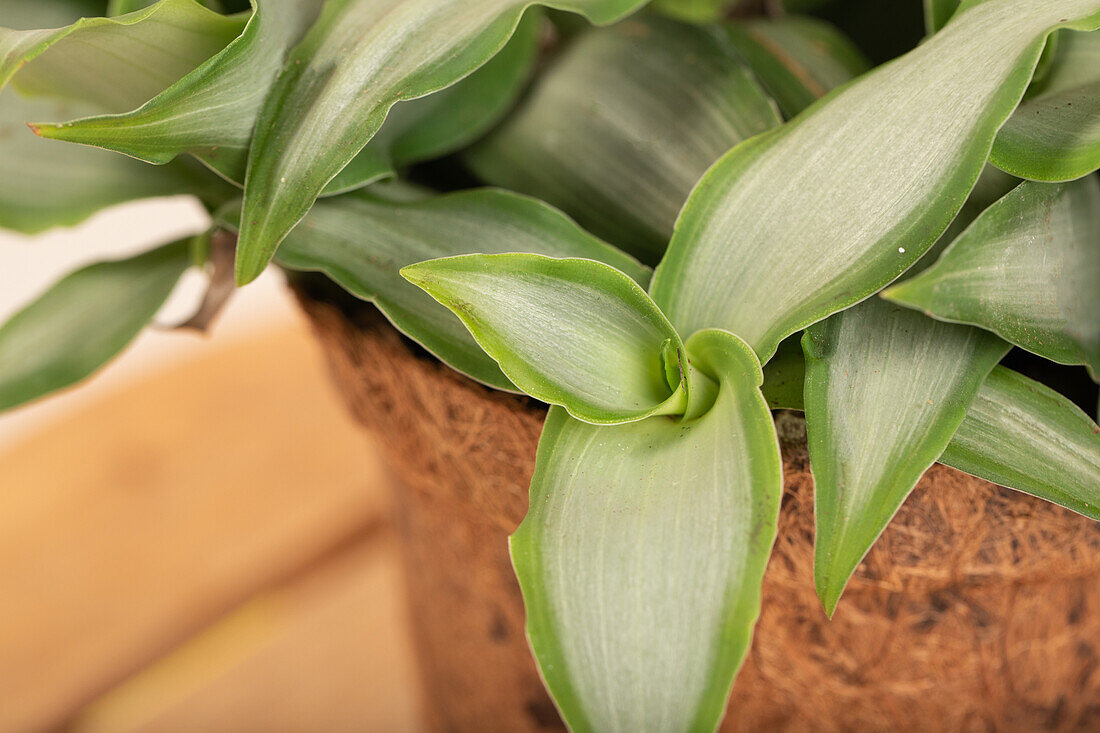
xmin=905 ymin=163 xmax=1019 ymax=277
xmin=924 ymin=0 xmax=961 ymax=34
xmin=649 ymin=0 xmax=1100 ymax=363
xmin=0 ymin=0 xmax=245 ymax=112
xmin=30 ymin=0 xmax=322 ymax=184
xmin=991 ymin=30 xmax=1100 ymax=182
xmin=804 ymin=298 xmax=1010 ymax=616
xmin=234 ymin=0 xmax=652 ymax=285
xmin=724 ymin=16 xmax=869 ymax=119
xmin=402 ymin=253 xmax=693 ymax=425
xmin=321 ymin=10 xmax=541 ymax=197
xmin=738 ymin=336 xmax=1098 ymax=519
xmin=0 ymin=90 xmax=230 ymax=234
xmin=466 ymin=14 xmax=780 ymax=264
xmin=511 ymin=329 xmax=781 ymax=733
xmin=0 ymin=239 xmax=192 ymax=413
xmin=940 ymin=366 xmax=1100 ymax=520
xmin=721 ymin=338 xmax=1100 ymax=521
xmin=34 ymin=2 xmax=539 ymax=192
xmin=217 ymin=187 xmax=650 ymax=393
xmin=884 ymin=178 xmax=1100 ymax=380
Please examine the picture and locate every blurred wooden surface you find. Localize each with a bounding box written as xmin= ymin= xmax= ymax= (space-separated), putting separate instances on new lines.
xmin=0 ymin=320 xmax=425 ymax=733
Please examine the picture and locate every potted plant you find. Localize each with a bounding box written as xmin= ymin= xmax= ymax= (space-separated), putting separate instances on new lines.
xmin=2 ymin=0 xmax=1099 ymax=730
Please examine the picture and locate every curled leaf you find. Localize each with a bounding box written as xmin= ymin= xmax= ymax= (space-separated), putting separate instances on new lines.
xmin=512 ymin=328 xmax=781 ymax=732
xmin=403 ymin=253 xmax=695 ymax=424
xmin=217 ymin=187 xmax=649 ymax=391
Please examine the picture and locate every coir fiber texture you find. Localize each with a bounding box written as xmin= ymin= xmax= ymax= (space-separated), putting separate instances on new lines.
xmin=297 ymin=293 xmax=1100 ymax=733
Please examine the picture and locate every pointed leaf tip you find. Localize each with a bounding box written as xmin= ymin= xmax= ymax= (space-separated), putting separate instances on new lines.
xmin=805 ymin=299 xmax=1008 ymax=617
xmin=237 ymin=0 xmax=651 ymax=282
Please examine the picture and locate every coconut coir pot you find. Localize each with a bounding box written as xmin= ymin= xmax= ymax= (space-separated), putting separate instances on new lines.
xmin=296 ymin=291 xmax=1100 ymax=733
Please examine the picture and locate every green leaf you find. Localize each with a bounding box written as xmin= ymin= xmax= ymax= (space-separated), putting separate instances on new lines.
xmin=884 ymin=177 xmax=1100 ymax=380
xmin=234 ymin=0 xmax=651 ymax=285
xmin=466 ymin=13 xmax=780 ymax=263
xmin=402 ymin=253 xmax=695 ymax=424
xmin=649 ymin=0 xmax=1100 ymax=363
xmin=29 ymin=0 xmax=320 ymax=184
xmin=511 ymin=328 xmax=781 ymax=733
xmin=0 ymin=90 xmax=228 ymax=233
xmin=940 ymin=366 xmax=1100 ymax=520
xmin=923 ymin=0 xmax=960 ymax=33
xmin=738 ymin=342 xmax=1100 ymax=517
xmin=761 ymin=334 xmax=806 ymax=410
xmin=905 ymin=163 xmax=1019 ymax=274
xmin=217 ymin=187 xmax=650 ymax=392
xmin=804 ymin=298 xmax=1009 ymax=616
xmin=108 ymin=0 xmax=226 ymax=13
xmin=725 ymin=15 xmax=870 ymax=119
xmin=2 ymin=0 xmax=105 ymax=30
xmin=649 ymin=0 xmax=737 ymax=22
xmin=321 ymin=10 xmax=541 ymax=196
xmin=1 ymin=0 xmax=246 ymax=111
xmin=991 ymin=29 xmax=1100 ymax=182
xmin=0 ymin=239 xmax=192 ymax=412
xmin=35 ymin=1 xmax=541 ymax=192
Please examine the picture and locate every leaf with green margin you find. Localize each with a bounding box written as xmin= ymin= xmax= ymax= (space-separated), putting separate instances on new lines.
xmin=321 ymin=11 xmax=541 ymax=196
xmin=906 ymin=163 xmax=1019 ymax=274
xmin=402 ymin=253 xmax=700 ymax=425
xmin=725 ymin=15 xmax=869 ymax=119
xmin=991 ymin=30 xmax=1100 ymax=182
xmin=0 ymin=90 xmax=232 ymax=233
xmin=0 ymin=238 xmax=192 ymax=412
xmin=1 ymin=0 xmax=246 ymax=111
xmin=466 ymin=13 xmax=780 ymax=263
xmin=939 ymin=366 xmax=1100 ymax=520
xmin=234 ymin=0 xmax=652 ymax=285
xmin=728 ymin=342 xmax=1100 ymax=520
xmin=511 ymin=328 xmax=781 ymax=733
xmin=108 ymin=0 xmax=224 ymax=13
xmin=32 ymin=1 xmax=538 ymax=192
xmin=216 ymin=187 xmax=650 ymax=392
xmin=649 ymin=0 xmax=1100 ymax=363
xmin=28 ymin=0 xmax=321 ymax=184
xmin=804 ymin=298 xmax=1010 ymax=616
xmin=749 ymin=342 xmax=1100 ymax=519
xmin=923 ymin=0 xmax=960 ymax=33
xmin=885 ymin=178 xmax=1100 ymax=380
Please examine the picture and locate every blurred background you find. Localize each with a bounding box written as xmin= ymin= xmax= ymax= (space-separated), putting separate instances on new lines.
xmin=0 ymin=197 xmax=425 ymax=732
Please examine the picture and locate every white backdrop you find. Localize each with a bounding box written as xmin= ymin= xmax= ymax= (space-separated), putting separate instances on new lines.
xmin=0 ymin=196 xmax=298 ymax=449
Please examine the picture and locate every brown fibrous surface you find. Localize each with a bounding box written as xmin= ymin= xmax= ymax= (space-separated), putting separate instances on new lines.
xmin=298 ymin=294 xmax=1100 ymax=733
